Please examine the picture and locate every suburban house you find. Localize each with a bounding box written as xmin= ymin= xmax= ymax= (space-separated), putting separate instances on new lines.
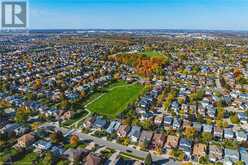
xmin=236 ymin=131 xmax=247 ymax=142
xmin=63 ymin=148 xmax=88 ymax=162
xmin=117 ymin=125 xmax=130 ymax=137
xmin=182 ymin=120 xmax=192 ymax=129
xmin=164 ymin=135 xmax=179 ymax=149
xmin=151 ymin=133 xmax=166 ymax=149
xmin=14 ymin=126 xmax=30 ymax=137
xmin=224 ymin=148 xmax=240 ymax=164
xmin=164 ymin=116 xmax=173 ymax=127
xmin=172 ymin=118 xmax=182 ymax=130
xmin=93 ymin=116 xmax=107 ymax=129
xmin=60 ymin=111 xmax=75 ymax=120
xmin=202 ymin=124 xmax=213 ymax=133
xmin=0 ymin=123 xmax=20 ymax=137
xmin=85 ymin=153 xmax=103 ymax=165
xmin=209 ymin=145 xmax=223 ymax=162
xmin=154 ymin=115 xmax=163 ymax=126
xmin=224 ymin=129 xmax=234 ymax=139
xmin=33 ymin=140 xmax=52 ymax=151
xmin=17 ymin=133 xmax=36 ymax=148
xmin=138 ymin=131 xmax=153 ymax=148
xmin=207 ymin=106 xmax=216 ymax=118
xmin=237 ymin=112 xmax=248 ymax=124
xmin=214 ymin=127 xmax=223 ymax=139
xmin=106 ymin=121 xmax=120 ymax=134
xmin=83 ymin=116 xmax=96 ymax=129
xmin=128 ymin=126 xmax=141 ymax=143
xmin=192 ymin=143 xmax=207 ymax=160
xmin=179 ymin=138 xmax=192 ymax=159
xmin=240 ymin=147 xmax=248 ymax=165
xmin=192 ymin=122 xmax=202 ymax=133
xmin=50 ymin=146 xmax=65 ymax=157
xmin=198 ymin=104 xmax=206 ymax=117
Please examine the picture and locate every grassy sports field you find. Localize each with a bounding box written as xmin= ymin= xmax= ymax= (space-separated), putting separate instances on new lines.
xmin=86 ymin=82 xmax=145 ymax=118
xmin=142 ymin=50 xmax=162 ymax=57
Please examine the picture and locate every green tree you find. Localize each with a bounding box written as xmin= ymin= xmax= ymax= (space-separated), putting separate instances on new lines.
xmin=230 ymin=114 xmax=240 ymax=124
xmin=41 ymin=151 xmax=54 ymax=165
xmin=190 ymin=89 xmax=205 ymax=103
xmin=223 ymin=121 xmax=229 ymax=128
xmin=15 ymin=107 xmax=31 ymax=123
xmin=235 ymin=161 xmax=245 ymax=165
xmin=50 ymin=131 xmax=63 ymax=144
xmin=122 ymin=137 xmax=130 ymax=146
xmin=169 ymin=149 xmax=185 ymax=161
xmin=144 ymin=153 xmax=152 ymax=165
xmin=139 ymin=120 xmax=153 ymax=130
xmin=215 ymin=162 xmax=223 ymax=165
xmin=216 ymin=106 xmax=225 ymax=120
xmin=216 ymin=120 xmax=223 ymax=128
xmin=200 ymin=132 xmax=212 ymax=143
xmin=199 ymin=156 xmax=209 ymax=164
xmin=0 ymin=108 xmax=5 ymax=118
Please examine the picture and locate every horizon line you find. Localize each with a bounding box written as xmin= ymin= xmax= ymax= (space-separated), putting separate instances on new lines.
xmin=27 ymin=28 xmax=248 ymax=32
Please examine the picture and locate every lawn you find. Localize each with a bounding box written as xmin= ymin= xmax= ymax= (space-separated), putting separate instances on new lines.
xmin=63 ymin=81 xmax=130 ymax=127
xmin=86 ymin=82 xmax=145 ymax=118
xmin=13 ymin=152 xmax=39 ymax=165
xmin=62 ymin=110 xmax=88 ymax=127
xmin=83 ymin=81 xmax=127 ymax=106
xmin=0 ymin=148 xmax=18 ymax=163
xmin=120 ymin=152 xmax=144 ymax=161
xmin=142 ymin=50 xmax=162 ymax=57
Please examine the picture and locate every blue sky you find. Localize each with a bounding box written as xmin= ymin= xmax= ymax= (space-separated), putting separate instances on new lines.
xmin=28 ymin=0 xmax=248 ymax=30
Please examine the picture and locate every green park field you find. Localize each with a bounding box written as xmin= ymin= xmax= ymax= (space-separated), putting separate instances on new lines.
xmin=142 ymin=50 xmax=162 ymax=57
xmin=86 ymin=82 xmax=145 ymax=118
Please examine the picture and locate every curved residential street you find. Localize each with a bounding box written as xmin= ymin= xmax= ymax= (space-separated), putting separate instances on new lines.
xmin=41 ymin=123 xmax=177 ymax=164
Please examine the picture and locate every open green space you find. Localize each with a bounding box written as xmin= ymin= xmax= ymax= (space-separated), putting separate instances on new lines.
xmin=13 ymin=152 xmax=39 ymax=165
xmin=142 ymin=50 xmax=162 ymax=57
xmin=0 ymin=148 xmax=18 ymax=163
xmin=83 ymin=81 xmax=127 ymax=106
xmin=62 ymin=81 xmax=130 ymax=127
xmin=120 ymin=152 xmax=144 ymax=161
xmin=86 ymin=82 xmax=145 ymax=118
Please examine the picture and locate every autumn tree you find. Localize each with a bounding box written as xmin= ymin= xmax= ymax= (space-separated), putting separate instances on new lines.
xmin=70 ymin=134 xmax=79 ymax=146
xmin=184 ymin=127 xmax=196 ymax=139
xmin=15 ymin=106 xmax=31 ymax=123
xmin=31 ymin=122 xmax=41 ymax=130
xmin=33 ymin=79 xmax=42 ymax=89
xmin=169 ymin=149 xmax=185 ymax=161
xmin=79 ymin=90 xmax=86 ymax=98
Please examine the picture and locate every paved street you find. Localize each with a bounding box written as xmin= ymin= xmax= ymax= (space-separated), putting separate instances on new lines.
xmin=215 ymin=78 xmax=225 ymax=94
xmin=41 ymin=123 xmax=173 ymax=163
xmin=73 ymin=130 xmax=168 ymax=162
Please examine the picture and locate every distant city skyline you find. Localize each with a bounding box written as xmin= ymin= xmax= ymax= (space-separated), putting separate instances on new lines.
xmin=28 ymin=0 xmax=248 ymax=30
